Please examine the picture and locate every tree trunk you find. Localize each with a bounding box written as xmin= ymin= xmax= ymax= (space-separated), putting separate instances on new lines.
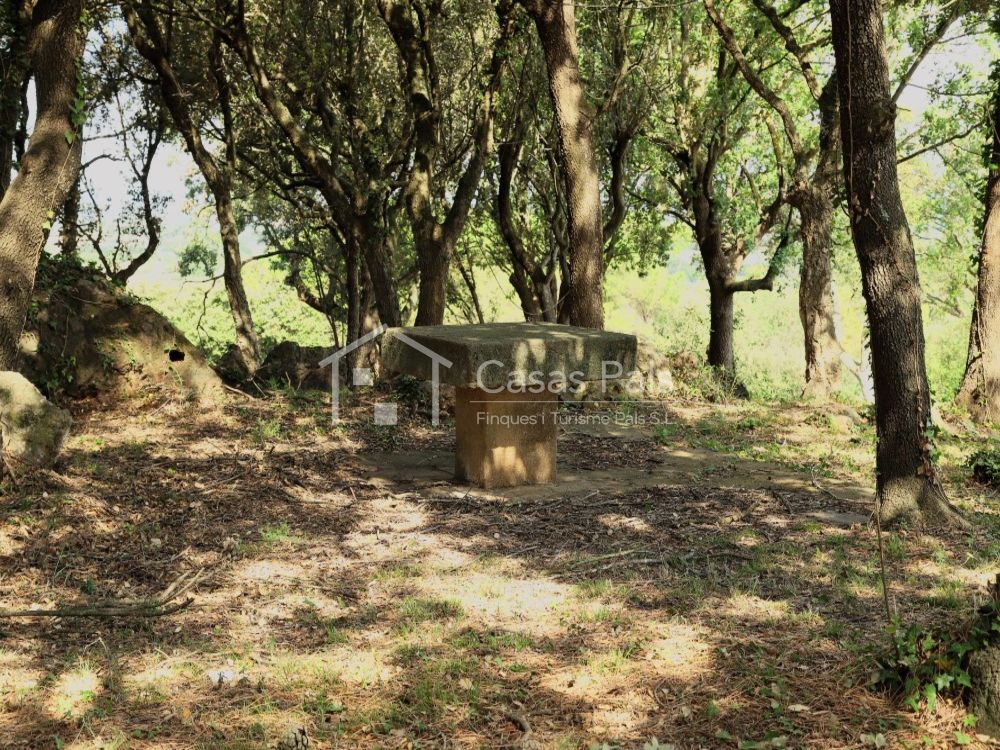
xmin=797 ymin=190 xmax=843 ymax=398
xmin=0 ymin=2 xmax=30 ymax=203
xmin=357 ymin=215 xmax=401 ymax=328
xmin=523 ymin=0 xmax=605 ymax=329
xmin=830 ymin=0 xmax=964 ymax=525
xmin=377 ymin=0 xmax=507 ymax=326
xmin=59 ymin=174 xmax=80 ymax=256
xmin=692 ymin=191 xmax=749 ymax=395
xmin=123 ymin=2 xmax=260 ymax=375
xmin=345 ymin=222 xmax=362 ymax=372
xmin=707 ymin=283 xmax=735 ymax=376
xmin=414 ymin=238 xmax=449 ymax=327
xmin=216 ymin=191 xmax=259 ymax=373
xmin=0 ymin=0 xmax=84 ymax=370
xmin=956 ymin=79 xmax=1000 ymax=423
xmin=797 ymin=76 xmax=845 ymax=399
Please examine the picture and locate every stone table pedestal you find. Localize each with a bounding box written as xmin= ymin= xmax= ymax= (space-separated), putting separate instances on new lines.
xmin=454 ymin=386 xmax=558 ymax=488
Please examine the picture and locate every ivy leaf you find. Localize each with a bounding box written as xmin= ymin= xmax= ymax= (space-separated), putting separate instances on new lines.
xmin=924 ymin=683 xmax=938 ymax=712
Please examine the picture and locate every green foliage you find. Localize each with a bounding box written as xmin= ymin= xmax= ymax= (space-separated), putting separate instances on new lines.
xmin=969 ymin=447 xmax=1000 ymax=489
xmin=139 ymin=260 xmax=331 ymax=362
xmin=874 ymin=606 xmax=1000 ymax=713
xmin=177 ymin=240 xmax=217 ymax=279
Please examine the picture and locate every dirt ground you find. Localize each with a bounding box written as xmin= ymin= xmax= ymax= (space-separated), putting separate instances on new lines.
xmin=0 ymin=388 xmax=997 ymax=749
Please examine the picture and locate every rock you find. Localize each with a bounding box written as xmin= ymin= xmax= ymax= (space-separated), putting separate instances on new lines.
xmin=617 ymin=341 xmax=674 ymax=398
xmin=20 ymin=257 xmax=223 ymax=402
xmin=827 ymin=414 xmax=855 ymax=434
xmin=214 ymin=344 xmax=250 ymax=384
xmin=969 ymin=644 xmax=1000 ymax=737
xmin=206 ymin=667 xmax=249 ymax=688
xmin=256 ymin=340 xmax=337 ymax=391
xmin=0 ymin=371 xmax=72 ymax=470
xmin=565 ymin=340 xmax=673 ymax=402
xmin=274 ymin=726 xmax=309 ymax=750
xmin=419 ymin=380 xmax=456 ymax=417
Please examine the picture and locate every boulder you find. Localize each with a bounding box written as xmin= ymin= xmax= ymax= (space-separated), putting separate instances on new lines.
xmin=256 ymin=341 xmax=336 ymax=391
xmin=618 ymin=341 xmax=674 ymax=397
xmin=0 ymin=371 xmax=72 ymax=470
xmin=21 ymin=258 xmax=224 ymax=402
xmin=565 ymin=340 xmax=674 ymax=402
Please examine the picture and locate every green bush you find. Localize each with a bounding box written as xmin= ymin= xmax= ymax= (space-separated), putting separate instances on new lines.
xmin=969 ymin=448 xmax=1000 ymax=489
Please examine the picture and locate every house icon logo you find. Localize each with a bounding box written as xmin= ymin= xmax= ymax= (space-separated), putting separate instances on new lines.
xmin=318 ymin=327 xmax=453 ymax=426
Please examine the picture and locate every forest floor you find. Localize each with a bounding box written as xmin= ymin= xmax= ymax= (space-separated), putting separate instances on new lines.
xmin=1 ymin=386 xmax=999 ymax=749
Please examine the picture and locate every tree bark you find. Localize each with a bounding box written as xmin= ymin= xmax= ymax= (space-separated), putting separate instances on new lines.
xmin=0 ymin=0 xmax=84 ymax=370
xmin=830 ymin=0 xmax=964 ymax=525
xmin=797 ymin=188 xmax=843 ymax=398
xmin=0 ymin=1 xmax=30 ymax=203
xmin=796 ymin=77 xmax=845 ymax=399
xmin=123 ymin=2 xmax=260 ymax=375
xmin=521 ymin=0 xmax=605 ymax=329
xmin=956 ymin=78 xmax=1000 ymax=423
xmin=58 ymin=173 xmax=80 ymax=256
xmin=708 ymin=284 xmax=735 ymax=375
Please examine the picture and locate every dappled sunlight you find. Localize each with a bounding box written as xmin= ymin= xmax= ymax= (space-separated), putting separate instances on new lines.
xmin=234 ymin=558 xmax=311 ymax=582
xmin=596 ymin=512 xmax=656 ymax=535
xmin=415 ymin=571 xmax=572 ymax=636
xmin=272 ymin=646 xmax=397 ymax=688
xmin=126 ymin=654 xmax=186 ymax=691
xmin=0 ymin=394 xmax=988 ymax=747
xmin=45 ymin=664 xmax=100 ymax=720
xmin=718 ymin=593 xmax=791 ymax=624
xmin=647 ymin=620 xmax=714 ymax=674
xmin=0 ymin=650 xmax=42 ymax=706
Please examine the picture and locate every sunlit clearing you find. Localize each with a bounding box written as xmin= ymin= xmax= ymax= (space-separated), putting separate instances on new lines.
xmin=416 ymin=572 xmax=570 ymax=635
xmin=720 ymin=594 xmax=791 ymax=623
xmin=272 ymin=647 xmax=396 ymax=688
xmin=47 ymin=664 xmax=100 ymax=719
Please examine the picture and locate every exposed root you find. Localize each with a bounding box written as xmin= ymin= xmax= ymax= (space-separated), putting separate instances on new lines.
xmin=877 ymin=477 xmax=970 ymax=529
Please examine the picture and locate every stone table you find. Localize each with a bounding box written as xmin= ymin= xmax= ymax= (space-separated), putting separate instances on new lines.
xmin=381 ymin=323 xmax=637 ymax=488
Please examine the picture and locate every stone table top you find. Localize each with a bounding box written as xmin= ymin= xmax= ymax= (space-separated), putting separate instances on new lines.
xmin=380 ymin=322 xmax=637 ymax=390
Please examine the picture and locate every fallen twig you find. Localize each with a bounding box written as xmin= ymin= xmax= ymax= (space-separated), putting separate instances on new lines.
xmin=0 ymin=568 xmax=205 ymax=619
xmin=222 ymin=383 xmax=256 ymax=400
xmin=500 ymin=707 xmax=532 ymax=743
xmin=569 ymin=548 xmax=637 ymax=567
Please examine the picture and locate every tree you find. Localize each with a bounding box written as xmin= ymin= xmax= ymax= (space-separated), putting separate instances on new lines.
xmin=956 ymin=15 xmax=1000 ymax=423
xmin=829 ymin=0 xmax=964 ymax=525
xmin=214 ymin=0 xmax=408 ymax=332
xmin=703 ymin=0 xmax=847 ymax=399
xmin=375 ymin=0 xmax=510 ymax=326
xmin=0 ymin=0 xmax=84 ymax=370
xmin=122 ymin=1 xmax=261 ymax=375
xmin=490 ymin=5 xmax=647 ymax=325
xmin=78 ymin=81 xmax=167 ymax=283
xmin=649 ymin=4 xmax=786 ymax=390
xmin=517 ymin=0 xmax=605 ymax=329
